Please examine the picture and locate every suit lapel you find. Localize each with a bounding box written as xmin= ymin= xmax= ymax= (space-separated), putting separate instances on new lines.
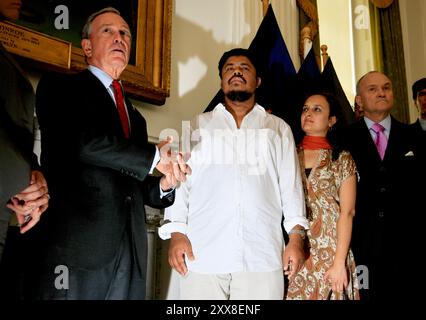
xmin=80 ymin=70 xmax=142 ymax=139
xmin=80 ymin=69 xmax=115 ymax=106
xmin=383 ymin=117 xmax=409 ymax=163
xmin=383 ymin=118 xmax=396 ymax=162
xmin=79 ymin=70 xmax=124 ymax=134
xmin=357 ymin=120 xmax=383 ymax=163
xmin=124 ymin=95 xmax=148 ymax=141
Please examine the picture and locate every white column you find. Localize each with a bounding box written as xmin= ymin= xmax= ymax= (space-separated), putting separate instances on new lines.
xmin=271 ymin=0 xmax=300 ymax=69
xmin=399 ymin=0 xmax=426 ymax=122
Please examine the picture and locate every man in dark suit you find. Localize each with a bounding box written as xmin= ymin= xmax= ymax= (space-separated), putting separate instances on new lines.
xmin=0 ymin=0 xmax=50 ymax=299
xmin=342 ymin=71 xmax=419 ymax=301
xmin=410 ymin=78 xmax=426 ymax=161
xmin=411 ymin=78 xmax=426 ymax=131
xmin=0 ymin=0 xmax=50 ymax=256
xmin=35 ymin=7 xmax=190 ymax=300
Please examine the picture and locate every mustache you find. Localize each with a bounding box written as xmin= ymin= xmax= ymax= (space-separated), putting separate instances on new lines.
xmin=228 ymin=74 xmax=246 ymax=84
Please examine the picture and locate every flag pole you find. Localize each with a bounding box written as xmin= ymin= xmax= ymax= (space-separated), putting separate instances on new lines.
xmin=261 ymin=0 xmax=270 ymax=17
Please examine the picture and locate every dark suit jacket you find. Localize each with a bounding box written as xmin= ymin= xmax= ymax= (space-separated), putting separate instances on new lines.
xmin=35 ymin=70 xmax=174 ymax=298
xmin=0 ymin=43 xmax=36 ymax=211
xmin=342 ymin=117 xmax=420 ymax=300
xmin=410 ymin=119 xmax=426 ymax=162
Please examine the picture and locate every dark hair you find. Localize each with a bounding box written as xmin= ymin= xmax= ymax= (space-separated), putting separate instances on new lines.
xmin=218 ymin=48 xmax=259 ymax=79
xmin=412 ymin=78 xmax=426 ymax=100
xmin=299 ymin=91 xmax=346 ymax=160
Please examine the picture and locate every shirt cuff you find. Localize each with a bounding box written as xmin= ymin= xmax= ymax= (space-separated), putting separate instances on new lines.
xmin=158 ymin=222 xmax=188 ymax=240
xmin=159 ymin=184 xmax=174 ymax=198
xmin=149 ymin=146 xmax=160 ymax=174
xmin=283 ymin=217 xmax=310 ymax=234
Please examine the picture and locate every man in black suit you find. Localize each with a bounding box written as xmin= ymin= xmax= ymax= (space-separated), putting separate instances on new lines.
xmin=411 ymin=78 xmax=426 ymax=132
xmin=35 ymin=7 xmax=190 ymax=300
xmin=342 ymin=71 xmax=419 ymax=301
xmin=0 ymin=0 xmax=49 ymax=256
xmin=410 ymin=78 xmax=426 ymax=160
xmin=0 ymin=0 xmax=50 ymax=299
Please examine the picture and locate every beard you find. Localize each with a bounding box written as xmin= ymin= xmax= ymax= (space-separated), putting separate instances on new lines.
xmin=225 ymin=90 xmax=253 ymax=102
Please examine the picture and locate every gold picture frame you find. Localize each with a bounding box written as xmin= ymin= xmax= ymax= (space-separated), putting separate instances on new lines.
xmin=0 ymin=0 xmax=172 ymax=105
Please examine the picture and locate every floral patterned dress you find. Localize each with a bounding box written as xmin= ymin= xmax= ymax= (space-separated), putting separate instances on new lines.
xmin=286 ymin=149 xmax=360 ymax=300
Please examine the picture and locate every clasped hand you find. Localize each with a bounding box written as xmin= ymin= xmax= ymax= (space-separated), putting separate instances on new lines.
xmin=6 ymin=170 xmax=49 ymax=233
xmin=156 ymin=137 xmax=192 ymax=191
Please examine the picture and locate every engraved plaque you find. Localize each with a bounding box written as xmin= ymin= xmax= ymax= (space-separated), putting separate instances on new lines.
xmin=0 ymin=21 xmax=71 ymax=69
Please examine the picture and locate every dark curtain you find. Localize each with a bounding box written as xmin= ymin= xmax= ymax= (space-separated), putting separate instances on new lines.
xmin=370 ymin=0 xmax=409 ymax=123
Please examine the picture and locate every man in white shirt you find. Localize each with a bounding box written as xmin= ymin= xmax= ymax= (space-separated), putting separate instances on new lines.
xmin=159 ymin=48 xmax=308 ymax=300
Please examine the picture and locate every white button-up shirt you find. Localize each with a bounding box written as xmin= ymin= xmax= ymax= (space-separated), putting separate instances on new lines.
xmin=159 ymin=103 xmax=308 ymax=273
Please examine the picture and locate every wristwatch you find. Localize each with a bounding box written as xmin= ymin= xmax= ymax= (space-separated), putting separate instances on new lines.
xmin=288 ymin=229 xmax=306 ymax=240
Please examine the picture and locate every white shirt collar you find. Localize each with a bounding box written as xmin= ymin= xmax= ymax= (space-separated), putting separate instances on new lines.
xmin=88 ymin=65 xmax=115 ymax=89
xmin=419 ymin=118 xmax=426 ymax=131
xmin=213 ymin=103 xmax=266 ymax=118
xmin=364 ymin=115 xmax=391 ymax=132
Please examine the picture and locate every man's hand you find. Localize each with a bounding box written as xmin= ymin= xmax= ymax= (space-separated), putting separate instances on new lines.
xmin=156 ymin=137 xmax=191 ymax=188
xmin=283 ymin=231 xmax=306 ymax=279
xmin=6 ymin=170 xmax=49 ymax=233
xmin=168 ymin=232 xmax=195 ymax=276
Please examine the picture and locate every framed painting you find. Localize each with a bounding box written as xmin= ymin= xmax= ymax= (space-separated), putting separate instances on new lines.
xmin=0 ymin=0 xmax=172 ymax=105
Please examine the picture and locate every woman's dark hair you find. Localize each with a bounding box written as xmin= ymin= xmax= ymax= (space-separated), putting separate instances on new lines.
xmin=299 ymin=91 xmax=347 ymax=160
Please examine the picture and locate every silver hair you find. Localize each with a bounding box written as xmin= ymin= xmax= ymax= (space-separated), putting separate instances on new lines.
xmin=81 ymin=7 xmax=121 ymax=39
xmin=355 ymin=71 xmax=383 ymax=95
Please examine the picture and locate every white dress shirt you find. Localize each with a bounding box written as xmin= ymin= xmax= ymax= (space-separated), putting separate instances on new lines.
xmin=159 ymin=103 xmax=308 ymax=274
xmin=419 ymin=118 xmax=426 ymax=131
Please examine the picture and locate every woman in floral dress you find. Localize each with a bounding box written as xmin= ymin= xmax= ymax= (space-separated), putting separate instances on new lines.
xmin=286 ymin=92 xmax=360 ymax=300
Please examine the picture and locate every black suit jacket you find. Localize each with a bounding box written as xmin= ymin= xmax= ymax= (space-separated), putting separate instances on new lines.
xmin=342 ymin=117 xmax=420 ymax=299
xmin=0 ymin=43 xmax=36 ymax=210
xmin=410 ymin=119 xmax=426 ymax=162
xmin=35 ymin=70 xmax=174 ymax=296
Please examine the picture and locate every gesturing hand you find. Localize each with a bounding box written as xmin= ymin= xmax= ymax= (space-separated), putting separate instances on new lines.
xmin=156 ymin=137 xmax=191 ymax=189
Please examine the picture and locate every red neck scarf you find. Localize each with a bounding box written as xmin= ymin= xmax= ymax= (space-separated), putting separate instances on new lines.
xmin=300 ymin=136 xmax=332 ymax=150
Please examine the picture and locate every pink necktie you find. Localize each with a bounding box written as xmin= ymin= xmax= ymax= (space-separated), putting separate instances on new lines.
xmin=371 ymin=123 xmax=387 ymax=160
xmin=112 ymin=80 xmax=130 ymax=138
